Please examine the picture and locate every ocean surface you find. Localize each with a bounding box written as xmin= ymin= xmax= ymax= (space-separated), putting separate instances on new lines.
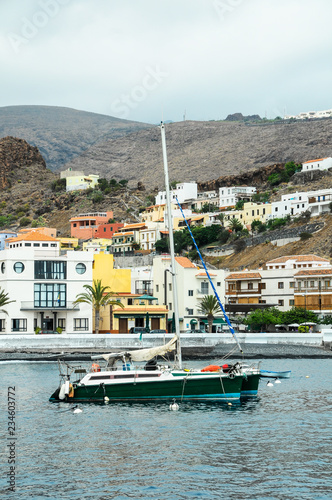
xmin=0 ymin=358 xmax=331 ymax=500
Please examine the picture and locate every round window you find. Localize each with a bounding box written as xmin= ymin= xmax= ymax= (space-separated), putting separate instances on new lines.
xmin=13 ymin=262 xmax=25 ymax=274
xmin=76 ymin=263 xmax=86 ymax=274
xmin=1 ymin=262 xmax=5 ymax=274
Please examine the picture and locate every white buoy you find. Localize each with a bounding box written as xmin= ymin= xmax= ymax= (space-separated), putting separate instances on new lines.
xmin=104 ymin=396 xmax=110 ymax=403
xmin=267 ymin=381 xmax=274 ymax=387
xmin=275 ymin=379 xmax=281 ymax=384
xmin=73 ymin=407 xmax=82 ymax=414
xmin=227 ymin=402 xmax=232 ymax=406
xmin=169 ymin=399 xmax=179 ymax=411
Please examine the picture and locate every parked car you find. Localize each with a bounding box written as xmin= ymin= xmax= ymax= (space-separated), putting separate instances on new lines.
xmin=129 ymin=327 xmax=146 ymax=334
xmin=149 ymin=329 xmax=167 ymax=334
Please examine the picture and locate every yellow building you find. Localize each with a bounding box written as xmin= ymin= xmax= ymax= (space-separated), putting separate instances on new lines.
xmin=224 ymin=202 xmax=272 ymax=230
xmin=110 ymin=294 xmax=168 ymax=334
xmin=83 ymin=238 xmax=113 ymax=252
xmin=58 ymin=237 xmax=79 ymax=251
xmin=65 ymin=174 xmax=99 ymax=192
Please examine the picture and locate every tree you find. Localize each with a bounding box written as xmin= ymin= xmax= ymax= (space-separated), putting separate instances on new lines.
xmin=73 ymin=280 xmax=124 ymax=334
xmin=243 ymin=307 xmax=281 ymax=332
xmin=235 ymin=199 xmax=245 ymax=210
xmin=228 ymin=218 xmax=243 ymax=233
xmin=280 ymin=307 xmax=318 ymax=325
xmin=154 ymin=238 xmax=169 ymax=253
xmin=0 ymin=288 xmax=15 ymax=315
xmin=197 ymin=295 xmax=221 ymax=333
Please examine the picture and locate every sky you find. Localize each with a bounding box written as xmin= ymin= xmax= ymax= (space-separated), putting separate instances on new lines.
xmin=1 ymin=0 xmax=332 ymax=124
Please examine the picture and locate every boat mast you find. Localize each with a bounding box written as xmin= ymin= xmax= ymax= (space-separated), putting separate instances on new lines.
xmin=160 ymin=122 xmax=182 ymax=368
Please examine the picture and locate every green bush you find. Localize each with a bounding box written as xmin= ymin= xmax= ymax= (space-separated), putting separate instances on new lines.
xmin=19 ymin=217 xmax=31 ymax=227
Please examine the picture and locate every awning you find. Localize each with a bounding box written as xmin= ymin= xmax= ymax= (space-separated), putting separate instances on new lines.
xmin=200 ymin=318 xmax=226 ymax=324
xmin=190 ymin=319 xmax=198 ymax=324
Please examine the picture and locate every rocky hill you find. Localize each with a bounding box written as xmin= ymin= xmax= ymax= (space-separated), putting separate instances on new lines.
xmin=63 ymin=118 xmax=332 ymax=188
xmin=0 ymin=105 xmax=151 ymax=172
xmin=0 ymin=137 xmax=151 ymax=235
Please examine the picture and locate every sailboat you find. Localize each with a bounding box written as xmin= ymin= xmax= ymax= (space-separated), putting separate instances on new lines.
xmin=49 ymin=123 xmax=261 ymax=403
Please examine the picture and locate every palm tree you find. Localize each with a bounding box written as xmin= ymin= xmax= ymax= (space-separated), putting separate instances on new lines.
xmin=0 ymin=288 xmax=15 ymax=315
xmin=73 ymin=279 xmax=124 ymax=334
xmin=197 ymin=295 xmax=221 ymax=333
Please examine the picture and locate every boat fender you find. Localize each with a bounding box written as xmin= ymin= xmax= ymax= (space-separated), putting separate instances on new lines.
xmin=91 ymin=363 xmax=101 ymax=372
xmin=222 ymin=364 xmax=231 ymax=373
xmin=59 ymin=383 xmax=67 ymax=400
xmin=228 ymin=372 xmax=235 ymax=379
xmin=201 ymin=365 xmax=221 ymax=372
xmin=68 ymin=384 xmax=74 ymax=398
xmin=64 ymin=380 xmax=70 ymax=395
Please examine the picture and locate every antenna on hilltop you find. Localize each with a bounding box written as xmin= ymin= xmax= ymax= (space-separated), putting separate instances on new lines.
xmin=183 ymin=109 xmax=186 ymax=121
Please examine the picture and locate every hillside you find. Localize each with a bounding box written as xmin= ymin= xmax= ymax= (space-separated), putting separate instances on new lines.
xmin=0 ymin=106 xmax=151 ymax=172
xmin=62 ymin=118 xmax=332 ymax=188
xmin=0 ymin=135 xmax=332 ymax=269
xmin=0 ymin=137 xmax=151 ymax=235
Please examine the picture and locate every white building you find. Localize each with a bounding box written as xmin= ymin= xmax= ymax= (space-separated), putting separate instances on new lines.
xmin=285 ymin=109 xmax=332 ymax=120
xmin=280 ymin=192 xmax=309 ymax=216
xmin=153 ymin=255 xmax=227 ymax=332
xmin=155 ymin=182 xmax=198 ymax=206
xmin=301 ymin=157 xmax=332 ymax=173
xmin=0 ymin=232 xmax=93 ymax=334
xmin=219 ymin=186 xmax=256 ymax=209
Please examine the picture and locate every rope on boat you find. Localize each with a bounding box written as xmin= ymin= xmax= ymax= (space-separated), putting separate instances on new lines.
xmin=218 ymin=373 xmax=226 ymax=397
xmin=175 ymin=196 xmax=243 ymax=355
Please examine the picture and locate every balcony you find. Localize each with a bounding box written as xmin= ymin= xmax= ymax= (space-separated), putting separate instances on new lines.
xmin=226 ymin=288 xmax=262 ymax=295
xmin=20 ymin=301 xmax=79 ymax=311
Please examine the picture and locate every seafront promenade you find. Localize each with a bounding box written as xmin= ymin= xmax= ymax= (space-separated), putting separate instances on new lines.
xmin=1 ymin=331 xmax=331 ymax=360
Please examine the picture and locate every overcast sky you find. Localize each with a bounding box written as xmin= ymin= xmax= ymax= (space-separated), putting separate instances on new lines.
xmin=1 ymin=0 xmax=331 ymax=124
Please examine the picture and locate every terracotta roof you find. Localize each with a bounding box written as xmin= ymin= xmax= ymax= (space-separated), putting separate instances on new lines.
xmin=294 ymin=269 xmax=332 ymax=277
xmin=175 ymin=256 xmax=196 ymax=268
xmin=195 ymin=272 xmax=217 ymax=276
xmin=267 ymin=255 xmax=329 ymax=264
xmin=6 ymin=232 xmax=58 ymax=243
xmin=303 ymin=158 xmax=327 ymax=164
xmin=226 ymin=272 xmax=261 ymax=280
xmin=122 ymin=223 xmax=146 ymax=230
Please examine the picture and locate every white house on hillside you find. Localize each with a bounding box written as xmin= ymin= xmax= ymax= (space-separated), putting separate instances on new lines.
xmin=219 ymin=186 xmax=256 ymax=209
xmin=155 ymin=182 xmax=198 ymax=206
xmin=0 ymin=232 xmax=93 ymax=334
xmin=301 ymin=157 xmax=332 ymax=172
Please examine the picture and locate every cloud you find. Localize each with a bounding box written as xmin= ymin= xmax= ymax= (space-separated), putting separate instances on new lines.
xmin=0 ymin=0 xmax=332 ymax=122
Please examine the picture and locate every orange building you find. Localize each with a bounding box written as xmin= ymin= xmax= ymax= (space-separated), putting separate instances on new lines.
xmin=70 ymin=211 xmax=113 ymax=239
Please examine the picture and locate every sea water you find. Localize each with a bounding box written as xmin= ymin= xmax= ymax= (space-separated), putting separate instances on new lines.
xmin=0 ymin=358 xmax=331 ymax=500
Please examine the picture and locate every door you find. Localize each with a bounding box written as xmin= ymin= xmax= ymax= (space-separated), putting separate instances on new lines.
xmin=119 ymin=318 xmax=128 ymax=333
xmin=42 ymin=318 xmax=53 ymax=333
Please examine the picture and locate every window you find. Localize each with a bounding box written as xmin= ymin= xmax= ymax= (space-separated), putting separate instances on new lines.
xmin=278 ymin=300 xmax=284 ymax=306
xmin=76 ymin=263 xmax=86 ymax=275
xmin=324 ymin=281 xmax=330 ymax=288
xmin=201 ymin=282 xmax=209 ymax=294
xmin=42 ymin=243 xmax=48 ymax=247
xmin=12 ymin=319 xmax=27 ymax=332
xmin=127 ymin=298 xmax=133 ymax=305
xmin=13 ymin=262 xmax=25 ymax=274
xmin=0 ymin=319 xmax=5 ymax=332
xmin=289 ymin=282 xmax=295 ymax=288
xmin=278 ymin=282 xmax=284 ymax=289
xmin=25 ymin=243 xmax=31 ymax=247
xmin=188 ymin=290 xmax=193 ymax=296
xmin=58 ymin=319 xmax=66 ymax=331
xmin=260 ymin=283 xmax=266 ymax=290
xmin=74 ymin=318 xmax=89 ymax=331
xmin=1 ymin=262 xmax=5 ymax=273
xmin=34 ymin=284 xmax=66 ymax=308
xmin=169 ymin=283 xmax=172 ymax=291
xmin=289 ymin=300 xmax=295 ymax=306
xmin=248 ymin=283 xmax=253 ymax=290
xmin=33 ymin=243 xmax=40 ymax=247
xmin=310 ymin=280 xmax=315 ymax=287
xmin=35 ymin=261 xmax=66 ymax=280
xmin=187 ymin=309 xmax=193 ymax=315
xmin=217 ymin=282 xmax=221 ymax=287
xmin=156 ymin=284 xmax=159 ymax=292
